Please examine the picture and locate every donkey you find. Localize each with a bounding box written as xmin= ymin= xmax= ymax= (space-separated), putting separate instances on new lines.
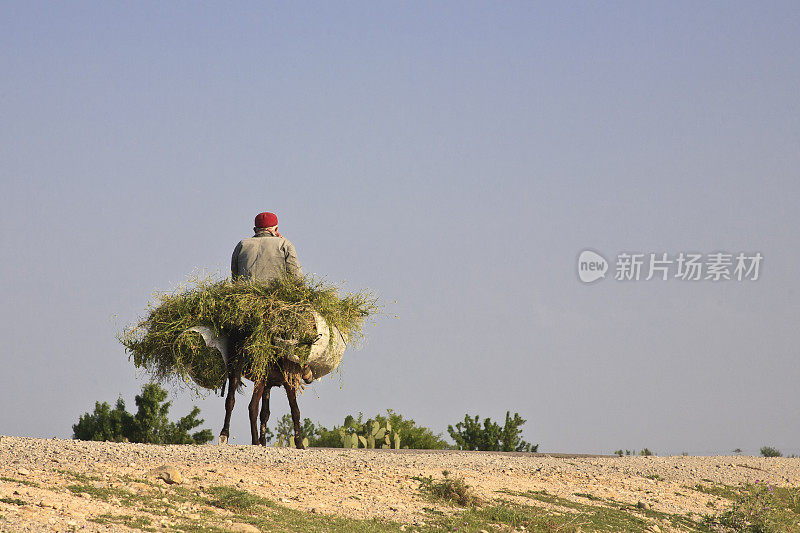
xmin=188 ymin=323 xmax=336 ymax=449
xmin=246 ymin=360 xmax=313 ymax=448
xmin=218 ymin=349 xmax=313 ymax=448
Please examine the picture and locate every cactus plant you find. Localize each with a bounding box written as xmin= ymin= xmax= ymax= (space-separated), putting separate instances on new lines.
xmin=338 ymin=419 xmax=402 ymax=450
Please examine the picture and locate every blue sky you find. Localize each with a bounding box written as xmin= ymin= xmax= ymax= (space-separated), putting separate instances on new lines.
xmin=1 ymin=1 xmax=798 ymax=454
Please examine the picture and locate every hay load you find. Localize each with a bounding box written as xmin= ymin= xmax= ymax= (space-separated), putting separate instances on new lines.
xmin=120 ymin=275 xmax=377 ymax=392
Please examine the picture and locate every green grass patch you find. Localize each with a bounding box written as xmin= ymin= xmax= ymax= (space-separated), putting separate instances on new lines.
xmin=443 ymin=497 xmax=662 ymax=532
xmin=165 ymin=521 xmax=231 ymax=533
xmin=64 ymin=478 xmax=167 ymax=511
xmin=57 ymin=469 xmax=104 ymax=484
xmin=439 ymin=502 xmax=577 ymax=532
xmin=693 ymin=483 xmax=740 ymax=501
xmin=502 ymin=489 xmax=713 ymax=532
xmin=0 ymin=497 xmax=26 ymax=506
xmin=0 ymin=476 xmax=40 ymax=488
xmin=60 ymin=475 xmax=786 ymax=533
xmin=205 ymin=486 xmax=271 ymax=513
xmin=200 ymin=485 xmax=408 ymax=532
xmin=90 ymin=513 xmax=154 ymax=531
xmin=66 ymin=483 xmax=134 ymax=503
xmin=509 ymin=489 xmax=588 ymax=511
xmin=573 ymin=492 xmax=605 ymax=501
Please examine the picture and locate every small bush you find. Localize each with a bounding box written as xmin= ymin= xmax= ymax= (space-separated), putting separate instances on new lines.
xmin=415 ymin=470 xmax=482 ymax=507
xmin=761 ymin=446 xmax=783 ymax=458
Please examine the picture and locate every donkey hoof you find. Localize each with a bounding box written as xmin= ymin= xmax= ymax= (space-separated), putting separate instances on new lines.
xmin=218 ymin=435 xmax=228 ymax=445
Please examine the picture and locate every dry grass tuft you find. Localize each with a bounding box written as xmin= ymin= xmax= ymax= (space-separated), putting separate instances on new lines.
xmin=415 ymin=470 xmax=483 ymax=507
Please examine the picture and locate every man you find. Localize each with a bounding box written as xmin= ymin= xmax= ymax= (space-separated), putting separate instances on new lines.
xmin=220 ymin=212 xmax=311 ymax=444
xmin=231 ymin=212 xmax=302 ymax=282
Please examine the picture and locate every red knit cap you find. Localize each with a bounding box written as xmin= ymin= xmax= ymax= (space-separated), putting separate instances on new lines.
xmin=254 ymin=212 xmax=278 ymax=228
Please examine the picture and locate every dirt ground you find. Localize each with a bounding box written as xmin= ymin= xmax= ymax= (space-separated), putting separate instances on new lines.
xmin=1 ymin=436 xmax=798 ymax=532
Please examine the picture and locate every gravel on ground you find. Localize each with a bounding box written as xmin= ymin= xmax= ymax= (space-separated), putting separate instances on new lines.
xmin=1 ymin=436 xmax=798 ymax=532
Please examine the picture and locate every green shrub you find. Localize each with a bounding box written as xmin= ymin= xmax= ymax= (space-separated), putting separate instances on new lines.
xmin=448 ymin=412 xmax=538 ymax=452
xmin=73 ymin=384 xmax=212 ymax=444
xmin=761 ymin=446 xmax=783 ymax=458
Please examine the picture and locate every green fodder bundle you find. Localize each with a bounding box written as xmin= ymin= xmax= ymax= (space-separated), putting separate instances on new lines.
xmin=119 ymin=275 xmax=378 ymax=392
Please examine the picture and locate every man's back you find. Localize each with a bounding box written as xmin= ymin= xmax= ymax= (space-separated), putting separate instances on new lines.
xmin=232 ymin=228 xmax=302 ymax=282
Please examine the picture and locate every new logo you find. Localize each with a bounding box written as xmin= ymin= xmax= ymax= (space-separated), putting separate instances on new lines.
xmin=578 ymin=250 xmax=608 ymax=283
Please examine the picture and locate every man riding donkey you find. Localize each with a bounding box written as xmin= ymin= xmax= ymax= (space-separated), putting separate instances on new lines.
xmin=220 ymin=212 xmax=314 ymax=446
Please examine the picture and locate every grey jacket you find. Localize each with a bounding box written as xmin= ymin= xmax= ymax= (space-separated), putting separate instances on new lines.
xmin=231 ymin=230 xmax=302 ymax=282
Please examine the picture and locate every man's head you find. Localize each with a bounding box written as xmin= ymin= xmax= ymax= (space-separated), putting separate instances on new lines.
xmin=255 ymin=212 xmax=278 ymax=229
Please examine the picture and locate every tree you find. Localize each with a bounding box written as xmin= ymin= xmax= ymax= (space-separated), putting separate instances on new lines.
xmin=73 ymin=384 xmax=213 ymax=445
xmin=498 ymin=412 xmax=533 ymax=452
xmin=448 ymin=411 xmax=538 ymax=452
xmin=161 ymin=406 xmax=214 ymax=445
xmin=73 ymin=398 xmax=134 ymax=442
xmin=129 ymin=384 xmax=172 ymax=444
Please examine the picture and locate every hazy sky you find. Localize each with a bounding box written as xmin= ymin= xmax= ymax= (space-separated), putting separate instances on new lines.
xmin=2 ymin=2 xmax=798 ymax=455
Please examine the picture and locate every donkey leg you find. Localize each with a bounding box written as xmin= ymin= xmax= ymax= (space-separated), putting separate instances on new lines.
xmin=219 ymin=371 xmax=240 ymax=445
xmin=248 ymin=380 xmax=265 ymax=445
xmin=259 ymin=387 xmax=271 ymax=446
xmin=284 ymin=384 xmax=304 ymax=449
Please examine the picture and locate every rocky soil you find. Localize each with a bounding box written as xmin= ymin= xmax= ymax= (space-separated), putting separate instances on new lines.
xmin=1 ymin=436 xmax=799 ymax=532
